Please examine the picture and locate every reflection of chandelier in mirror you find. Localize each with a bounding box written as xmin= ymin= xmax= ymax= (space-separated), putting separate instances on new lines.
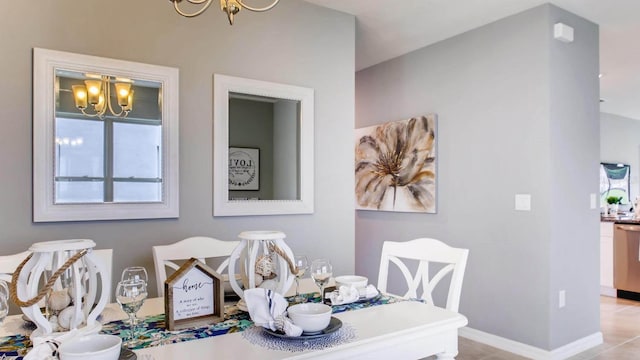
xmin=71 ymin=75 xmax=133 ymax=119
xmin=170 ymin=0 xmax=280 ymax=25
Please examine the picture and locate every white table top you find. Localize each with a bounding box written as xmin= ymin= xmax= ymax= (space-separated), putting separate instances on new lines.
xmin=1 ymin=279 xmax=468 ymax=359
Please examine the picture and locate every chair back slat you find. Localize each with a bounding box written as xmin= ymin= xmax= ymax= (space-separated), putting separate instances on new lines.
xmin=152 ymin=236 xmax=240 ymax=296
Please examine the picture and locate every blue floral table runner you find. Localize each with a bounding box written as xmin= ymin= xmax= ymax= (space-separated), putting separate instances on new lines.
xmin=0 ymin=292 xmax=401 ymax=359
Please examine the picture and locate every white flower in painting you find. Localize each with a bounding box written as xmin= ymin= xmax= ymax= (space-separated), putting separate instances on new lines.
xmin=355 ymin=115 xmax=436 ymax=212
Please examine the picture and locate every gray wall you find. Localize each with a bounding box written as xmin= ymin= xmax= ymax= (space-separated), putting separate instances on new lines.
xmin=600 ymin=112 xmax=640 ymax=204
xmin=229 ymin=98 xmax=274 ymax=200
xmin=0 ymin=0 xmax=355 ymax=297
xmin=548 ymin=6 xmax=600 ymax=349
xmin=273 ymin=100 xmax=299 ymax=200
xmin=355 ymin=4 xmax=599 ymax=350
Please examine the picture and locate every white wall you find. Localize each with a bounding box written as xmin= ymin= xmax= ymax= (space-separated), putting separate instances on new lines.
xmin=600 ymin=112 xmax=640 ymax=205
xmin=0 ymin=0 xmax=355 ymax=297
xmin=355 ymin=4 xmax=599 ymax=351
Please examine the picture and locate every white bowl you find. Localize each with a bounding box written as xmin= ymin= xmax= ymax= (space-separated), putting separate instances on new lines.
xmin=58 ymin=334 xmax=122 ymax=360
xmin=287 ymin=303 xmax=332 ymax=333
xmin=335 ymin=275 xmax=368 ymax=290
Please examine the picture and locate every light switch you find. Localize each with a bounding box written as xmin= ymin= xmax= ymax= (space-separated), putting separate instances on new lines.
xmin=590 ymin=193 xmax=597 ymax=209
xmin=515 ymin=194 xmax=531 ymax=211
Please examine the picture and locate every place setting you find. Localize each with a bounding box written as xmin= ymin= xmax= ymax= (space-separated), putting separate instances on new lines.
xmin=241 ymin=257 xmax=382 ymax=352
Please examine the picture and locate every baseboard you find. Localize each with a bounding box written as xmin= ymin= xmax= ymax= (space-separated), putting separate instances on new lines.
xmin=600 ymin=286 xmax=616 ymax=297
xmin=459 ymin=327 xmax=603 ymax=360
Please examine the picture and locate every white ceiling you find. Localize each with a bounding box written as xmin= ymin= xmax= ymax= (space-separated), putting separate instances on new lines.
xmin=304 ymin=0 xmax=640 ymax=120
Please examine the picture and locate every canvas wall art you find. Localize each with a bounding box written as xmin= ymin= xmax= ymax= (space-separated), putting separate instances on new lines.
xmin=355 ymin=115 xmax=437 ymax=213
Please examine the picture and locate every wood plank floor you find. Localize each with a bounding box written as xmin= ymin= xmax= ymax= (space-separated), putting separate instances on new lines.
xmin=427 ymin=296 xmax=640 ymax=359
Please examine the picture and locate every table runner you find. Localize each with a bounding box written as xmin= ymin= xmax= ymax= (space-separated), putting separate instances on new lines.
xmin=0 ymin=292 xmax=402 ymax=359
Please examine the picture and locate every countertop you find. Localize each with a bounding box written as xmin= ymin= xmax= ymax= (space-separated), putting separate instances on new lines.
xmin=601 ymin=215 xmax=640 ymax=224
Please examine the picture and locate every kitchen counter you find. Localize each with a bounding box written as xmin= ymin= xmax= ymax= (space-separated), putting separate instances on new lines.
xmin=601 ymin=215 xmax=640 ymax=224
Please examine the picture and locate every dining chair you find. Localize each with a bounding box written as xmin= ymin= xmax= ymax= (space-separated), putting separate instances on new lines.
xmin=152 ymin=236 xmax=240 ymax=296
xmin=377 ymin=238 xmax=469 ymax=312
xmin=91 ymin=249 xmax=113 ymax=303
xmin=0 ymin=251 xmax=31 ymax=283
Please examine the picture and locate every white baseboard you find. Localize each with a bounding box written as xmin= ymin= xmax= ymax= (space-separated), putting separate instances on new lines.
xmin=459 ymin=327 xmax=603 ymax=360
xmin=600 ymin=286 xmax=616 ymax=297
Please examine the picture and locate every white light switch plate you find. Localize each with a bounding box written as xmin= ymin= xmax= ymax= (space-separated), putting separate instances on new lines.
xmin=515 ymin=194 xmax=531 ymax=211
xmin=590 ymin=193 xmax=597 ymax=209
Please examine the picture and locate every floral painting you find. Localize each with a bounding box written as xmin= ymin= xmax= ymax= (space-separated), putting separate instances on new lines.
xmin=355 ymin=115 xmax=437 ymax=213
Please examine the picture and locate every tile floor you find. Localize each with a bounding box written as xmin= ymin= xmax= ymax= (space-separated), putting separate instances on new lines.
xmin=430 ymin=296 xmax=640 ymax=359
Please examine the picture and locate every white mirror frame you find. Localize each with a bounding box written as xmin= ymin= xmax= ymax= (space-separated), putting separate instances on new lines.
xmin=213 ymin=74 xmax=314 ymax=216
xmin=33 ymin=48 xmax=179 ymax=222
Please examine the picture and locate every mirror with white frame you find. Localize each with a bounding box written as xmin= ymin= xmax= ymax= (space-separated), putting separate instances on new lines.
xmin=213 ymin=74 xmax=314 ymax=216
xmin=33 ymin=48 xmax=179 ymax=222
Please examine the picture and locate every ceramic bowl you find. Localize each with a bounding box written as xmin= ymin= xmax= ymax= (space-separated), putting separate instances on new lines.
xmin=287 ymin=303 xmax=332 ymax=333
xmin=58 ymin=334 xmax=122 ymax=360
xmin=335 ymin=275 xmax=368 ymax=290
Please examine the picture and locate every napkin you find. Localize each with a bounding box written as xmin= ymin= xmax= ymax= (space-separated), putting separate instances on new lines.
xmin=326 ymin=285 xmax=379 ymax=305
xmin=24 ymin=328 xmax=79 ymax=360
xmin=244 ymin=288 xmax=303 ymax=337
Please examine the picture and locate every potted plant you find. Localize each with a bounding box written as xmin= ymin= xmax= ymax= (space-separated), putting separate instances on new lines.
xmin=606 ymin=196 xmax=623 ymax=215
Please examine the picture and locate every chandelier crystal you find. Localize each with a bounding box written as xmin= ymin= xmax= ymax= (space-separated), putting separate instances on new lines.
xmin=170 ymin=0 xmax=280 ymax=25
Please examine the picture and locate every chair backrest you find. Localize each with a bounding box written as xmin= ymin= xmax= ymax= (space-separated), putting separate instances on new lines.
xmin=152 ymin=236 xmax=240 ymax=296
xmin=0 ymin=251 xmax=31 ymax=283
xmin=91 ymin=249 xmax=113 ymax=303
xmin=377 ymin=238 xmax=469 ymax=312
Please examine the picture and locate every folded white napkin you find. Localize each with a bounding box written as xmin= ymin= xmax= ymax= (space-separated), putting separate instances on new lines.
xmin=24 ymin=329 xmax=79 ymax=360
xmin=244 ymin=288 xmax=303 ymax=337
xmin=326 ymin=284 xmax=379 ymax=305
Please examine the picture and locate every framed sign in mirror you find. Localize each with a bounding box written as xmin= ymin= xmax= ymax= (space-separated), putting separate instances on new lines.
xmin=229 ymin=147 xmax=260 ymax=191
xmin=164 ymin=258 xmax=224 ymax=331
xmin=213 ymin=74 xmax=314 ymax=216
xmin=32 ymin=48 xmax=179 ymax=222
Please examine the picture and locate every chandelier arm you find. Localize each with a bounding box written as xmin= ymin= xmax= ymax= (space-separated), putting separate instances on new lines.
xmin=173 ymin=0 xmax=214 ymax=17
xmin=235 ymin=0 xmax=279 ymax=12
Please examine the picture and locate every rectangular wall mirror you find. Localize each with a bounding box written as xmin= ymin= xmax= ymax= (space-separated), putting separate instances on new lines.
xmin=213 ymin=74 xmax=314 ymax=216
xmin=33 ymin=48 xmax=179 ymax=222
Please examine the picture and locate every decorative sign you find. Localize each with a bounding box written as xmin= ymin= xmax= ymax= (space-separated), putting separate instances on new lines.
xmin=165 ymin=258 xmax=224 ymax=331
xmin=229 ymin=147 xmax=260 ymax=190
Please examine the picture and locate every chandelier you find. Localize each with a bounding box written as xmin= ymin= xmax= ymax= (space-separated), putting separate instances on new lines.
xmin=71 ymin=75 xmax=133 ymax=119
xmin=170 ymin=0 xmax=280 ymax=25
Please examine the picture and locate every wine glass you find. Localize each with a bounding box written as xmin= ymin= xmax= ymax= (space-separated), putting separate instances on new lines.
xmin=121 ymin=266 xmax=148 ymax=284
xmin=116 ymin=279 xmax=148 ymax=348
xmin=293 ymin=255 xmax=309 ymax=303
xmin=0 ymin=280 xmax=8 ymax=323
xmin=310 ymin=259 xmax=332 ymax=304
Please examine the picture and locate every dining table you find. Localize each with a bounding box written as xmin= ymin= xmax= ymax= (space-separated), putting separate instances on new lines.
xmin=0 ymin=279 xmax=468 ymax=360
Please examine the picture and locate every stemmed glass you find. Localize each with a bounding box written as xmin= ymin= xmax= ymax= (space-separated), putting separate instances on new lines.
xmin=121 ymin=266 xmax=148 ymax=326
xmin=116 ymin=279 xmax=148 ymax=348
xmin=121 ymin=266 xmax=148 ymax=284
xmin=293 ymin=255 xmax=309 ymax=303
xmin=0 ymin=280 xmax=9 ymax=323
xmin=310 ymin=259 xmax=333 ymax=304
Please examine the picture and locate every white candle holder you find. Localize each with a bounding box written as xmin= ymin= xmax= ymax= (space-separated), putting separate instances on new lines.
xmin=10 ymin=239 xmax=109 ymax=346
xmin=228 ymin=231 xmax=295 ymax=309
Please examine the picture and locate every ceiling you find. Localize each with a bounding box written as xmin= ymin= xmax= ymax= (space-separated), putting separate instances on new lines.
xmin=304 ymin=0 xmax=640 ymax=120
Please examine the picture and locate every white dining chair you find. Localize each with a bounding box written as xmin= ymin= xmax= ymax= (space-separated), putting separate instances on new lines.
xmin=0 ymin=251 xmax=31 ymax=283
xmin=91 ymin=249 xmax=113 ymax=303
xmin=152 ymin=236 xmax=240 ymax=296
xmin=377 ymin=238 xmax=469 ymax=312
